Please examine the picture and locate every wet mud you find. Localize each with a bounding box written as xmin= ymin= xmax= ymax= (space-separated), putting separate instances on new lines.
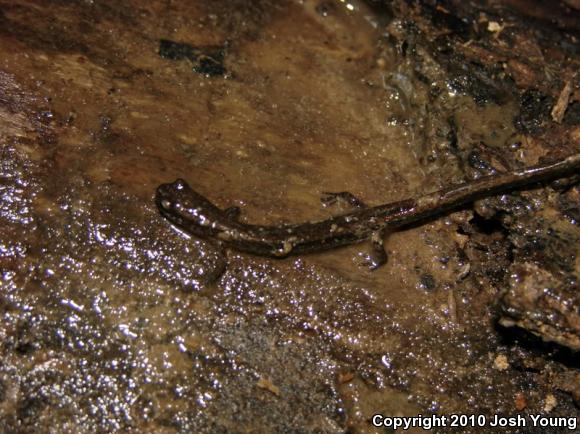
xmin=0 ymin=0 xmax=578 ymax=432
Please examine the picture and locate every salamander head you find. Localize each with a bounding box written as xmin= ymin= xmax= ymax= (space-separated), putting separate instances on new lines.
xmin=155 ymin=179 xmax=223 ymax=235
xmin=156 ymin=178 xmax=187 ymax=212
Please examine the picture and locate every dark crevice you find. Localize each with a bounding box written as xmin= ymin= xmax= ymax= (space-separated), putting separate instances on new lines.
xmin=469 ymin=212 xmax=508 ymax=237
xmin=495 ymin=323 xmax=579 ymax=369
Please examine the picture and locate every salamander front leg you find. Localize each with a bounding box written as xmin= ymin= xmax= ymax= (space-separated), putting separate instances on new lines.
xmin=224 ymin=206 xmax=241 ymax=221
xmin=190 ymin=239 xmax=229 ymax=286
xmin=360 ymin=231 xmax=388 ymax=270
xmin=320 ymin=191 xmax=366 ymax=209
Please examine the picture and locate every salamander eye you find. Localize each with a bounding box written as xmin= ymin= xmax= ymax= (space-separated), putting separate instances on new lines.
xmin=174 ymin=179 xmax=186 ymax=190
xmin=160 ymin=199 xmax=172 ymax=210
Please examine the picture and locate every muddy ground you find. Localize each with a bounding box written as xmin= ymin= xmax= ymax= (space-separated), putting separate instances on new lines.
xmin=0 ymin=0 xmax=578 ymax=433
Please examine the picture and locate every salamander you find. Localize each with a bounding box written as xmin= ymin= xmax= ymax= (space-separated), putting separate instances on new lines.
xmin=156 ymin=153 xmax=580 ymax=269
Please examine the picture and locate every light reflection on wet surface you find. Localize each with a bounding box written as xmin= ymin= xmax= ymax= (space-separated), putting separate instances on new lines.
xmin=0 ymin=0 xmax=579 ymax=432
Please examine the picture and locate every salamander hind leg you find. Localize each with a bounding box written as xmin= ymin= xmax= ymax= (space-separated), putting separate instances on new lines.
xmin=359 ymin=231 xmax=388 ymax=270
xmin=320 ymin=191 xmax=366 ymax=209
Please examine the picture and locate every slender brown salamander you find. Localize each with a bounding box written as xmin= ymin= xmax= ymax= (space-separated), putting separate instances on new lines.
xmin=156 ymin=153 xmax=580 ymax=269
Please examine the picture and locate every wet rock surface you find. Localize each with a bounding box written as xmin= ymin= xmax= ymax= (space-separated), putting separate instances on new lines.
xmin=0 ymin=0 xmax=578 ymax=432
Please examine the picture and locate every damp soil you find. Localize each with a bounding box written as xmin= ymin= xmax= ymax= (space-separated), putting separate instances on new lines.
xmin=0 ymin=1 xmax=578 ymax=433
